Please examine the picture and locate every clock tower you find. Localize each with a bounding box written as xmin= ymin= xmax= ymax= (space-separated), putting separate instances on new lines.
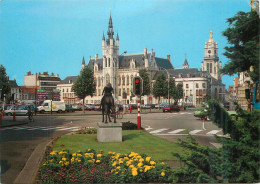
xmin=201 ymin=30 xmax=222 ymax=81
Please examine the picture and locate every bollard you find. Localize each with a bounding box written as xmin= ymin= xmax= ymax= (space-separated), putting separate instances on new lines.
xmin=137 ymin=100 xmax=141 ymax=130
xmin=0 ymin=113 xmax=2 ymax=125
xmin=13 ymin=112 xmax=16 ymax=121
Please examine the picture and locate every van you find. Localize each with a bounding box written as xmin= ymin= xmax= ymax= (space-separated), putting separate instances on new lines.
xmin=37 ymin=100 xmax=65 ymax=113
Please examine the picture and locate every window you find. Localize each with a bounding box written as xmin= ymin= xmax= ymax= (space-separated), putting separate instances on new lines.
xmin=210 ymin=63 xmax=212 ymax=73
xmin=118 ymin=76 xmax=121 ymax=86
xmin=122 ymin=76 xmax=125 ymax=85
xmin=127 ymin=75 xmax=129 ymax=85
xmin=131 ymin=75 xmax=133 ymax=85
xmin=119 ymin=88 xmax=121 ymax=96
xmin=202 ymin=83 xmax=206 ymax=88
xmin=196 ymin=83 xmax=199 ymax=88
xmin=190 ymin=90 xmax=192 ymax=96
xmin=207 ymin=63 xmax=209 ymax=72
xmin=127 ymin=88 xmax=129 ymax=95
xmin=108 ymin=58 xmax=110 ymax=67
xmin=186 ymin=84 xmax=189 ymax=88
xmin=196 ymin=90 xmax=199 ymax=96
xmin=214 ymin=67 xmax=216 ymax=74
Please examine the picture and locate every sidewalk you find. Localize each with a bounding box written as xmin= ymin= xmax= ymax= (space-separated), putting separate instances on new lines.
xmin=0 ymin=116 xmax=28 ymax=128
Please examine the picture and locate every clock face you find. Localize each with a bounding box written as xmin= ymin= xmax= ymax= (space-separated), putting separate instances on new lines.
xmin=208 ymin=50 xmax=211 ymax=54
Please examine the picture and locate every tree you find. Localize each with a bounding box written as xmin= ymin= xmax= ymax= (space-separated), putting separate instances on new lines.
xmin=0 ymin=65 xmax=11 ymax=101
xmin=173 ymin=84 xmax=184 ymax=105
xmin=221 ymin=11 xmax=259 ymax=82
xmin=72 ymin=66 xmax=96 ymax=113
xmin=139 ymin=68 xmax=150 ymax=96
xmin=152 ymin=73 xmax=167 ymax=104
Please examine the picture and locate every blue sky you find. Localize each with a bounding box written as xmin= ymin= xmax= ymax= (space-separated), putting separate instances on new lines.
xmin=0 ymin=0 xmax=250 ymax=87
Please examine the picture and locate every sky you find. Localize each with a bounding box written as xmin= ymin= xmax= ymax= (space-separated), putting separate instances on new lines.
xmin=0 ymin=0 xmax=251 ymax=87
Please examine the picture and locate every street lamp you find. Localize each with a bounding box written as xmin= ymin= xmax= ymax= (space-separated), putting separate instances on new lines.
xmin=159 ymin=67 xmax=170 ymax=105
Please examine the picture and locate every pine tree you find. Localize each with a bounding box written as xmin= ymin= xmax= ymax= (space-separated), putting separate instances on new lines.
xmin=72 ymin=66 xmax=96 ymax=113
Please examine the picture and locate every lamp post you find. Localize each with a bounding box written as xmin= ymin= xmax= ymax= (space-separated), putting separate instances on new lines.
xmin=159 ymin=67 xmax=170 ymax=105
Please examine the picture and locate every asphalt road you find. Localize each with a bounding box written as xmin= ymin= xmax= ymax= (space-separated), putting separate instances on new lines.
xmin=0 ymin=108 xmax=222 ymax=183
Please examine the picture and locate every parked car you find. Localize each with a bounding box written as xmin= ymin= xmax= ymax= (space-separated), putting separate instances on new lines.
xmin=194 ymin=109 xmax=208 ymax=120
xmin=0 ymin=104 xmax=12 ymax=111
xmin=72 ymin=103 xmax=83 ymax=111
xmin=85 ymin=104 xmax=95 ymax=111
xmin=94 ymin=104 xmax=102 ymax=111
xmin=160 ymin=103 xmax=169 ymax=109
xmin=141 ymin=104 xmax=151 ymax=109
xmin=162 ymin=104 xmax=180 ymax=112
xmin=65 ymin=104 xmax=75 ymax=112
xmin=5 ymin=105 xmax=28 ymax=116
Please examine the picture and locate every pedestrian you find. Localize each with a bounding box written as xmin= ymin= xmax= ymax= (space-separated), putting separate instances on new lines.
xmin=28 ymin=106 xmax=34 ymax=122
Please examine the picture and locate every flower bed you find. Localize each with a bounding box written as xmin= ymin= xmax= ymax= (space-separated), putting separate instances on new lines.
xmin=40 ymin=149 xmax=173 ymax=183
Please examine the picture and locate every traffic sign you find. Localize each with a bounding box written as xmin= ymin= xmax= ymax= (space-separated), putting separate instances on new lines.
xmin=148 ymin=96 xmax=152 ymax=101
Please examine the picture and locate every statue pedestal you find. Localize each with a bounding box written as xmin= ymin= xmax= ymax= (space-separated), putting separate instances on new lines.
xmin=97 ymin=122 xmax=122 ymax=142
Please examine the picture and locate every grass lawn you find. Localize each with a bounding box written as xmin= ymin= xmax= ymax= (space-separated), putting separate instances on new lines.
xmin=53 ymin=130 xmax=188 ymax=161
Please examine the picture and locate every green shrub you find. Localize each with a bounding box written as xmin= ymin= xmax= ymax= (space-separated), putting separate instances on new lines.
xmin=122 ymin=121 xmax=143 ymax=130
xmin=76 ymin=127 xmax=97 ymax=134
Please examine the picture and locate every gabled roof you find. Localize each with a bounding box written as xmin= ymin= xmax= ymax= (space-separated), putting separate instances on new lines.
xmin=60 ymin=76 xmax=78 ymax=84
xmin=154 ymin=57 xmax=173 ymax=69
xmin=168 ymin=68 xmax=201 ymax=78
xmin=9 ymin=80 xmax=18 ymax=88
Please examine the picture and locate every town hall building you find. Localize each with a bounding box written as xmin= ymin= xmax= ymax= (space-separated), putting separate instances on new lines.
xmin=59 ymin=14 xmax=225 ymax=107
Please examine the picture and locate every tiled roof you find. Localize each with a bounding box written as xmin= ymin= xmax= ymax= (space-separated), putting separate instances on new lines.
xmin=154 ymin=57 xmax=173 ymax=69
xmin=87 ymin=53 xmax=173 ymax=70
xmin=60 ymin=76 xmax=78 ymax=84
xmin=20 ymin=86 xmax=37 ymax=94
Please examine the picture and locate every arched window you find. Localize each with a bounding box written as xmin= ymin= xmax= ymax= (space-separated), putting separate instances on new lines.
xmin=108 ymin=58 xmax=110 ymax=67
xmin=98 ymin=77 xmax=101 ymax=87
xmin=105 ymin=58 xmax=107 ymax=67
xmin=122 ymin=75 xmax=125 ymax=85
xmin=126 ymin=75 xmax=129 ymax=85
xmin=131 ymin=75 xmax=133 ymax=85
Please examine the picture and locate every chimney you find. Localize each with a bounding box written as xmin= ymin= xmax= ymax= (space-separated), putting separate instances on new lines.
xmin=153 ymin=52 xmax=155 ymax=57
xmin=95 ymin=54 xmax=98 ymax=59
xmin=27 ymin=71 xmax=31 ymax=76
xmin=167 ymin=55 xmax=171 ymax=61
xmin=51 ymin=73 xmax=54 ymax=76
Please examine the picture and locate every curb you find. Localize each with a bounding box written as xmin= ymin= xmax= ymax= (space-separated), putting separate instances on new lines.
xmin=13 ymin=138 xmax=57 ymax=184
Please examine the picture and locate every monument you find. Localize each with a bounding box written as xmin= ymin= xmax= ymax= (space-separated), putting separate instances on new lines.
xmin=97 ymin=83 xmax=122 ymax=142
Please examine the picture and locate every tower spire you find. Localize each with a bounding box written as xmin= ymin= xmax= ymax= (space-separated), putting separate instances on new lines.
xmin=102 ymin=31 xmax=105 ymax=40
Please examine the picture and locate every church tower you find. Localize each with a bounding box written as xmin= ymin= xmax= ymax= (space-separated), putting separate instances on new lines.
xmin=102 ymin=12 xmax=119 ymax=91
xmin=183 ymin=54 xmax=189 ymax=69
xmin=201 ymin=30 xmax=222 ymax=81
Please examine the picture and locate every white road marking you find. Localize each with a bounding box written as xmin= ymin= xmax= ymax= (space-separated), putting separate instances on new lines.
xmin=168 ymin=129 xmax=185 ymax=134
xmin=206 ymin=130 xmax=222 ymax=135
xmin=56 ymin=127 xmax=77 ymax=131
xmin=41 ymin=127 xmax=57 ymax=131
xmin=145 ymin=127 xmax=153 ymax=130
xmin=202 ymin=122 xmax=206 ymax=130
xmin=150 ymin=128 xmax=169 ymax=134
xmin=189 ymin=130 xmax=203 ymax=134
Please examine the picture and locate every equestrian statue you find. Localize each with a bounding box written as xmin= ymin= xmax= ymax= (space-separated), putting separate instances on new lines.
xmin=101 ymin=83 xmax=116 ymax=123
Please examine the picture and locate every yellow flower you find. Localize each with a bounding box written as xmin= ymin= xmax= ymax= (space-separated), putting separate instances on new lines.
xmin=145 ymin=157 xmax=151 ymax=162
xmin=77 ymin=150 xmax=81 ymax=152
xmin=77 ymin=153 xmax=82 ymax=157
xmin=150 ymin=161 xmax=156 ymax=165
xmin=112 ymin=161 xmax=117 ymax=167
xmin=77 ymin=159 xmax=81 ymax=162
xmin=132 ymin=168 xmax=138 ymax=176
xmin=97 ymin=154 xmax=102 ymax=158
xmin=138 ymin=162 xmax=143 ymax=168
xmin=50 ymin=151 xmax=57 ymax=155
xmin=72 ymin=153 xmax=77 ymax=157
xmin=62 ymin=157 xmax=66 ymax=161
xmin=65 ymin=161 xmax=69 ymax=166
xmin=129 ymin=164 xmax=135 ymax=168
xmin=161 ymin=172 xmax=165 ymax=176
xmin=96 ymin=160 xmax=100 ymax=163
xmin=161 ymin=162 xmax=165 ymax=164
xmin=116 ymin=166 xmax=121 ymax=169
xmin=139 ymin=158 xmax=144 ymax=162
xmin=144 ymin=165 xmax=151 ymax=172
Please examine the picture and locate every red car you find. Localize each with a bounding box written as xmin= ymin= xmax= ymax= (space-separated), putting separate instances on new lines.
xmin=162 ymin=104 xmax=180 ymax=112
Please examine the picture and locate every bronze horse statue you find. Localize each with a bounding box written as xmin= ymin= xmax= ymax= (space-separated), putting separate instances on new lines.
xmin=101 ymin=95 xmax=116 ymax=123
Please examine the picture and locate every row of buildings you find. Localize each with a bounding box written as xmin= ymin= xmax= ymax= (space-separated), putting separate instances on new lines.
xmin=8 ymin=14 xmax=226 ymax=107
